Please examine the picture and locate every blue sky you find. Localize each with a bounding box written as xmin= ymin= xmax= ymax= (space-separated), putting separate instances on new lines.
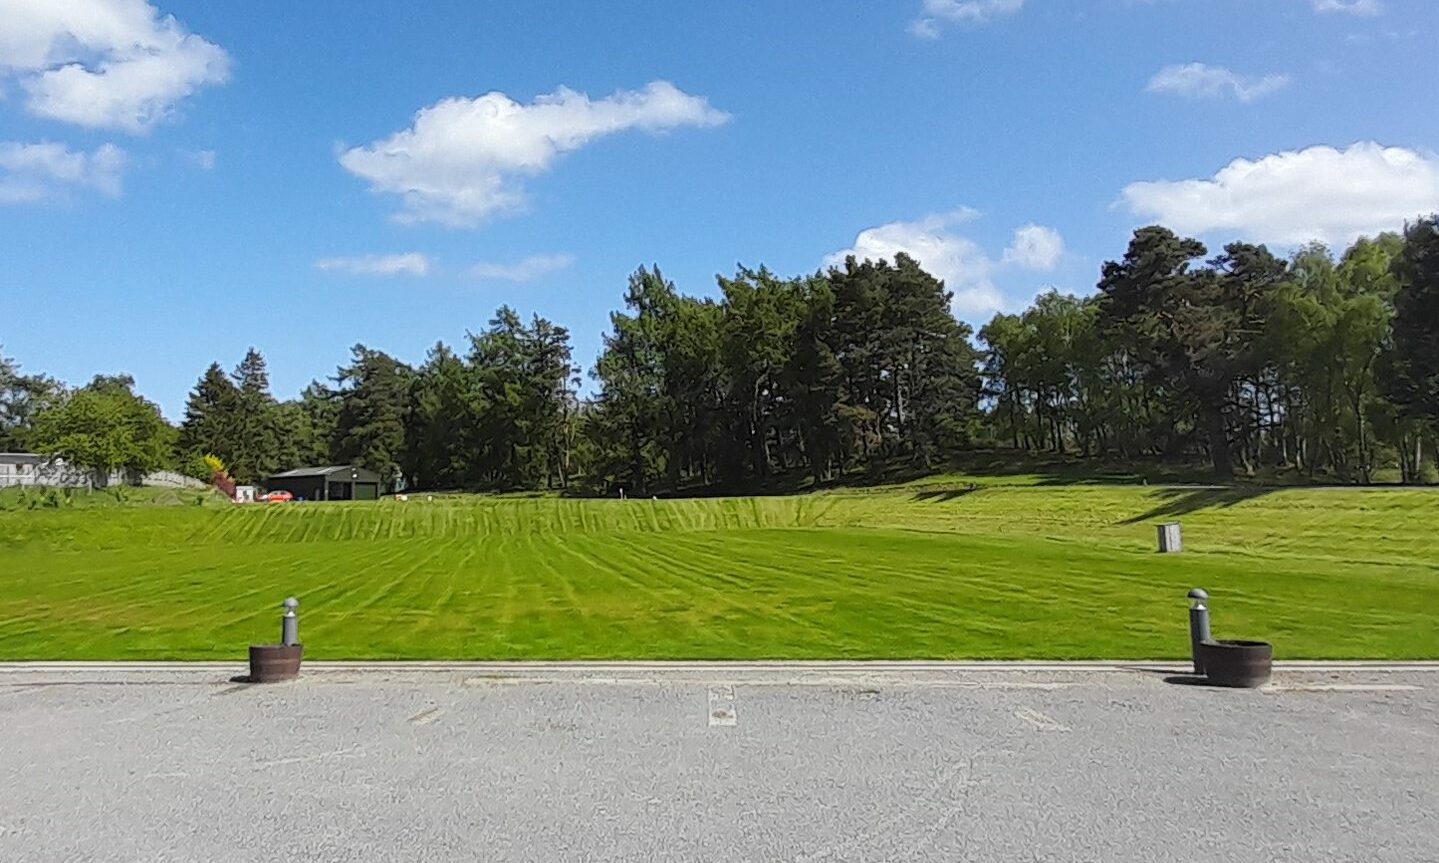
xmin=2 ymin=0 xmax=1437 ymax=417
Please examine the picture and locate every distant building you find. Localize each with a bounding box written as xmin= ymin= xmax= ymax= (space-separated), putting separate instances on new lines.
xmin=0 ymin=453 xmax=208 ymax=490
xmin=0 ymin=453 xmax=123 ymax=488
xmin=265 ymin=465 xmax=382 ymax=501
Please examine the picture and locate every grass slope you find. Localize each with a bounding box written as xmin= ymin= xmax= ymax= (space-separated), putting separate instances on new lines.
xmin=0 ymin=482 xmax=1434 ymax=660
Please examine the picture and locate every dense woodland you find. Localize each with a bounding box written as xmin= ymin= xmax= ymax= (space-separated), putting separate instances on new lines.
xmin=4 ymin=217 xmax=1438 ymax=491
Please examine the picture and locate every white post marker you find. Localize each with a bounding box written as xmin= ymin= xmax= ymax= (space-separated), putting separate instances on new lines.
xmin=1158 ymin=522 xmax=1183 ymax=553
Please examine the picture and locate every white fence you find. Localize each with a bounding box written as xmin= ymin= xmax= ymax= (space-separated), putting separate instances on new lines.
xmin=140 ymin=470 xmax=208 ymax=489
xmin=0 ymin=457 xmax=206 ymax=490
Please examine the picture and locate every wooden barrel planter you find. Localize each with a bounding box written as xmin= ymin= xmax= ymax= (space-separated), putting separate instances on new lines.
xmin=248 ymin=644 xmax=303 ymax=683
xmin=1197 ymin=640 xmax=1272 ymax=688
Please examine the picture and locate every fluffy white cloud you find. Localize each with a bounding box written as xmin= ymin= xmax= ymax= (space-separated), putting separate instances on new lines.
xmin=469 ymin=254 xmax=574 ymax=282
xmin=1003 ymin=224 xmax=1065 ymax=270
xmin=909 ymin=0 xmax=1025 ymax=37
xmin=1146 ymin=63 xmax=1290 ymax=103
xmin=0 ymin=0 xmax=230 ymax=134
xmin=825 ymin=210 xmax=1008 ymax=319
xmin=0 ymin=141 xmax=126 ymax=203
xmin=339 ymin=81 xmax=729 ymax=227
xmin=314 ymin=253 xmax=433 ymax=277
xmin=1120 ymin=142 xmax=1439 ymax=246
xmin=1312 ymin=0 xmax=1382 ymax=16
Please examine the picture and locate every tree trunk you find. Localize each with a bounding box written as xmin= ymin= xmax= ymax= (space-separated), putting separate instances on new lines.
xmin=631 ymin=421 xmax=645 ymax=495
xmin=750 ymin=380 xmax=769 ymax=478
xmin=1034 ymin=398 xmax=1046 ymax=452
xmin=1203 ymin=401 xmax=1232 ymax=479
xmin=1008 ymin=393 xmax=1020 ymax=450
xmin=892 ymin=375 xmax=906 ymax=446
xmin=1352 ymin=394 xmax=1370 ymax=484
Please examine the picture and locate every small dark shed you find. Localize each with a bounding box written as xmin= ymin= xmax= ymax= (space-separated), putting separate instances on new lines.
xmin=265 ymin=465 xmax=382 ymax=501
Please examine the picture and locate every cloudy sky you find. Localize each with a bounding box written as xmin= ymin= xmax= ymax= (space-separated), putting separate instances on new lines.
xmin=2 ymin=0 xmax=1437 ymax=415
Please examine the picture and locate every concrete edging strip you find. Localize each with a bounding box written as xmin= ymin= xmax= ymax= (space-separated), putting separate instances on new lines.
xmin=2 ymin=660 xmax=1437 ymax=674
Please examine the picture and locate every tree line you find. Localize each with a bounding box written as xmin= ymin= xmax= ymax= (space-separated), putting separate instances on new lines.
xmin=3 ymin=216 xmax=1436 ymax=491
xmin=983 ymin=220 xmax=1438 ymax=482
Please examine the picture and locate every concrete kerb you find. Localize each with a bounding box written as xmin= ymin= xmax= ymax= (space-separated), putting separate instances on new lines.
xmin=1 ymin=659 xmax=1435 ymax=688
xmin=3 ymin=659 xmax=1437 ymax=669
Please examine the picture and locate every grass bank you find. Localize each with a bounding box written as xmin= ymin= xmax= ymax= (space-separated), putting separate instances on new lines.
xmin=0 ymin=481 xmax=1434 ymax=660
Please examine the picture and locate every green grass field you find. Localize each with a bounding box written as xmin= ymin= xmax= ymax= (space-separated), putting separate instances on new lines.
xmin=1 ymin=480 xmax=1435 ymax=660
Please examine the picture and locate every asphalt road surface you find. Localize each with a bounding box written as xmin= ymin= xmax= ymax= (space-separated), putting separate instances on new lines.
xmin=1 ymin=663 xmax=1435 ymax=862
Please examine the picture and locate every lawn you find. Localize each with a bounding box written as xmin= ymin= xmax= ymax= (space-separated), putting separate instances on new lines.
xmin=0 ymin=481 xmax=1435 ymax=660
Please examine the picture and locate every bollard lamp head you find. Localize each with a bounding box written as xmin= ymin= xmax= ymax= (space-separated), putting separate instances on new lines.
xmin=1187 ymin=587 xmax=1208 ymax=609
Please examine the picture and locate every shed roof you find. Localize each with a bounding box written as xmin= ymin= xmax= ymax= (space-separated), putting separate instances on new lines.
xmin=267 ymin=465 xmax=381 ymax=481
xmin=0 ymin=452 xmax=46 ymax=464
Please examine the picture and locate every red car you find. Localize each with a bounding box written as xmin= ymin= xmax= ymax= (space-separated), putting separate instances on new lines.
xmin=264 ymin=490 xmax=294 ymax=503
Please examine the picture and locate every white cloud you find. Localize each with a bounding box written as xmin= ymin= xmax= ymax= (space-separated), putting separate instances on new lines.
xmin=825 ymin=210 xmax=1008 ymax=319
xmin=907 ymin=18 xmax=943 ymax=39
xmin=339 ymin=80 xmax=730 ymax=227
xmin=1312 ymin=0 xmax=1382 ymax=16
xmin=0 ymin=0 xmax=230 ymax=134
xmin=1120 ymin=142 xmax=1439 ymax=246
xmin=909 ymin=0 xmax=1025 ymax=37
xmin=1003 ymin=224 xmax=1065 ymax=270
xmin=184 ymin=148 xmax=215 ymax=170
xmin=314 ymin=253 xmax=433 ymax=277
xmin=469 ymin=253 xmax=574 ymax=282
xmin=0 ymin=141 xmax=126 ymax=203
xmin=1146 ymin=63 xmax=1291 ymax=103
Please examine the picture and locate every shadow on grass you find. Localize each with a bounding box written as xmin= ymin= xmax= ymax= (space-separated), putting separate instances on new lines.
xmin=553 ymin=448 xmax=1371 ymax=501
xmin=944 ymin=451 xmax=1218 ymax=487
xmin=874 ymin=451 xmax=1219 ymax=490
xmin=911 ymin=486 xmax=981 ymax=503
xmin=625 ymin=450 xmax=1222 ymax=500
xmin=1121 ymin=486 xmax=1277 ymax=524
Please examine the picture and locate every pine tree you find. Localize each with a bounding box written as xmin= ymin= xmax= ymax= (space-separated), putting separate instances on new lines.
xmin=178 ymin=362 xmax=240 ymax=469
xmin=1381 ymin=216 xmax=1439 ymax=481
xmin=784 ymin=276 xmax=843 ymax=482
xmin=887 ymin=254 xmax=981 ymax=466
xmin=1384 ymin=217 xmax=1439 ymax=422
xmin=298 ymin=382 xmax=340 ymax=464
xmin=333 ymin=345 xmax=412 ymax=486
xmin=227 ymin=348 xmax=281 ymax=483
xmin=405 ymin=342 xmax=468 ymax=490
xmin=589 ymin=268 xmax=671 ymax=494
xmin=1097 ymin=228 xmax=1287 ymax=477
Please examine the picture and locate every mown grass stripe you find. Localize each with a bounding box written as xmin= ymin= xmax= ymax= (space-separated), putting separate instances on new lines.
xmin=0 ymin=484 xmax=1435 ymax=660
